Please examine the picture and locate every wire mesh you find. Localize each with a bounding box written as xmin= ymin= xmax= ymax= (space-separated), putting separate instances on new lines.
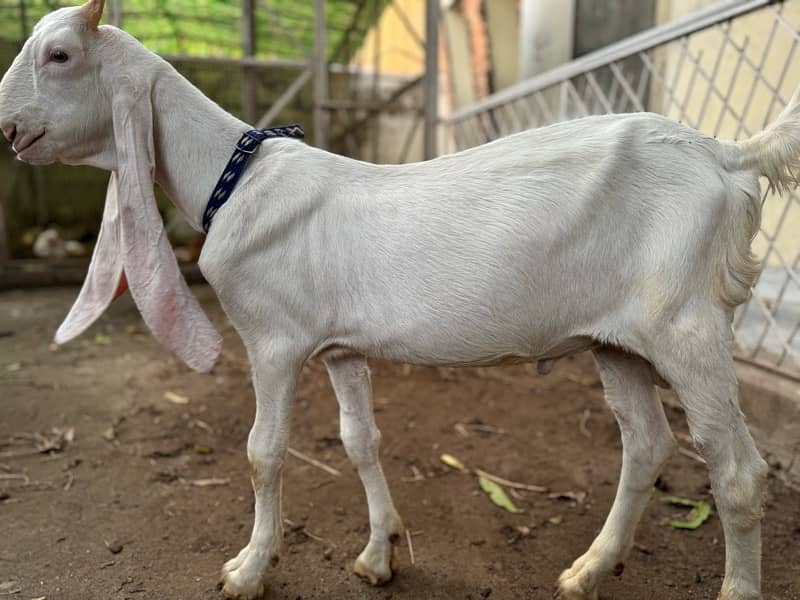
xmin=441 ymin=1 xmax=800 ymax=378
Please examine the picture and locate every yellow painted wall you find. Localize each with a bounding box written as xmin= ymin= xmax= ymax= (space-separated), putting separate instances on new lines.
xmin=352 ymin=0 xmax=425 ymax=75
xmin=656 ymin=0 xmax=800 ymax=265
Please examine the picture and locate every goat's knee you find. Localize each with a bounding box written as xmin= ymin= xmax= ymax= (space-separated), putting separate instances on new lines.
xmin=247 ymin=433 xmax=287 ymax=488
xmin=712 ymin=452 xmax=768 ymax=531
xmin=622 ymin=430 xmax=676 ymax=493
xmin=341 ymin=422 xmax=382 ymax=470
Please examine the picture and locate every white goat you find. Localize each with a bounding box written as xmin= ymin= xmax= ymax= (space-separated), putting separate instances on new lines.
xmin=1 ymin=2 xmax=797 ymax=599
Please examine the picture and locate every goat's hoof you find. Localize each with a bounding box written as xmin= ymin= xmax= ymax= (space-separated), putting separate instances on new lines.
xmin=717 ymin=588 xmax=763 ymax=600
xmin=219 ymin=546 xmax=273 ymax=600
xmin=556 ymin=567 xmax=599 ymax=600
xmin=220 ymin=572 xmax=266 ymax=600
xmin=353 ymin=543 xmax=397 ymax=586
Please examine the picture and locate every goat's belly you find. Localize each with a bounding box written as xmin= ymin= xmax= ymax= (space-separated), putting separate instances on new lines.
xmin=392 ymin=335 xmax=596 ymax=368
xmin=343 ymin=309 xmax=597 ymax=367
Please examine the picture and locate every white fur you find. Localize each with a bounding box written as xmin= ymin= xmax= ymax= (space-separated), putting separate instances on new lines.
xmin=0 ymin=3 xmax=793 ymax=599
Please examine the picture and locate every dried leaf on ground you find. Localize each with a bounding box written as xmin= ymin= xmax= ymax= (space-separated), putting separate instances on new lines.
xmin=662 ymin=496 xmax=712 ymax=530
xmin=163 ymin=391 xmax=189 ymax=405
xmin=478 ymin=476 xmax=523 ymax=514
xmin=94 ymin=334 xmax=112 ymax=345
xmin=0 ymin=580 xmax=20 ymax=594
xmin=440 ymin=453 xmax=469 ymax=473
xmin=183 ymin=477 xmax=230 ymax=487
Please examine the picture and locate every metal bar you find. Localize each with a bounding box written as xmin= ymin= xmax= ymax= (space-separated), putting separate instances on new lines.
xmin=256 ymin=67 xmax=312 ymax=128
xmin=443 ymin=0 xmax=777 ymax=124
xmin=161 ymin=54 xmax=304 ymax=69
xmin=633 ymin=54 xmax=652 ymax=110
xmin=745 ymin=290 xmax=799 ymax=362
xmin=565 ymin=79 xmax=591 ymax=117
xmin=760 ymin=35 xmax=798 ymax=128
xmin=733 ymin=13 xmax=781 ymax=140
xmin=734 ymin=355 xmax=800 ymax=384
xmin=313 ymin=0 xmax=329 ymax=149
xmin=532 ymin=90 xmax=556 ymax=123
xmin=110 ymin=0 xmax=123 ymax=28
xmin=693 ymin=26 xmax=730 ymax=128
xmin=322 ymin=99 xmax=419 ymax=112
xmin=398 ymin=111 xmax=423 ymax=163
xmin=160 ymin=54 xmax=357 ymax=74
xmin=371 ymin=0 xmax=381 ymax=163
xmin=584 ymin=70 xmax=615 ymax=113
xmin=424 ymin=0 xmax=439 ymax=160
xmin=241 ymin=0 xmax=258 ymax=124
xmin=660 ymin=37 xmax=691 ymax=116
xmin=711 ymin=35 xmax=750 ymax=136
xmin=667 ymin=48 xmax=706 ymax=127
xmin=608 ymin=61 xmax=646 ymax=112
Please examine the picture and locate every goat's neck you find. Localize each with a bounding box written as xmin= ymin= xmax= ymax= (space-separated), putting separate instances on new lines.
xmin=151 ymin=66 xmax=250 ymax=231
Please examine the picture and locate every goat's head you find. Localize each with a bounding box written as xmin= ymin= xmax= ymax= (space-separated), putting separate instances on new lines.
xmin=0 ymin=0 xmax=222 ymax=373
xmin=0 ymin=1 xmax=117 ymax=167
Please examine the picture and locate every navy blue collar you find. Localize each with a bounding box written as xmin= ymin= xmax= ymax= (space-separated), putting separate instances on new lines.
xmin=202 ymin=124 xmax=305 ymax=233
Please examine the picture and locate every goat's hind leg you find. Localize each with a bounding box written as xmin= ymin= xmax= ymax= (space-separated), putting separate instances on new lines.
xmin=652 ymin=321 xmax=767 ymax=600
xmin=324 ymin=355 xmax=404 ymax=585
xmin=558 ymin=348 xmax=676 ymax=600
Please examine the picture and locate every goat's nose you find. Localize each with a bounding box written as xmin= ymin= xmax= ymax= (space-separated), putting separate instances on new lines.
xmin=1 ymin=122 xmax=16 ymax=143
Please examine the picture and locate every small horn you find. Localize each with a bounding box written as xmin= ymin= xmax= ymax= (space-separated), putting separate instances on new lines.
xmin=81 ymin=0 xmax=106 ymax=30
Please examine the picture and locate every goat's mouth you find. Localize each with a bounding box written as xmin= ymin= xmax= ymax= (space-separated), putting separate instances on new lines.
xmin=13 ymin=130 xmax=46 ymax=157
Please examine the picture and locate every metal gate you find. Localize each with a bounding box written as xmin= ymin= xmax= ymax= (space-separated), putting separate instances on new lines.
xmin=439 ymin=0 xmax=800 ymax=379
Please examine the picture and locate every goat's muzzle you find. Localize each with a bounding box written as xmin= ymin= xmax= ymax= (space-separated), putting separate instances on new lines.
xmin=1 ymin=122 xmax=16 ymax=143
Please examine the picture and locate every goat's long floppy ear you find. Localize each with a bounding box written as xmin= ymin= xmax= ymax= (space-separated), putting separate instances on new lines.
xmin=56 ymin=84 xmax=221 ymax=373
xmin=55 ymin=175 xmax=125 ymax=344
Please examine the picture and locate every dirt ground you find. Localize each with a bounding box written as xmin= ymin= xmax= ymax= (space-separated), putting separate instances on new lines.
xmin=1 ymin=286 xmax=799 ymax=600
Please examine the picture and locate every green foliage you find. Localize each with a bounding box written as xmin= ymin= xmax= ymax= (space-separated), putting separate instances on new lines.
xmin=0 ymin=0 xmax=386 ymax=61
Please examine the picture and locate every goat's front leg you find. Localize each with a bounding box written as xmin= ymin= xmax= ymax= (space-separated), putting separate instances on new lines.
xmin=324 ymin=355 xmax=404 ymax=585
xmin=221 ymin=349 xmax=300 ymax=600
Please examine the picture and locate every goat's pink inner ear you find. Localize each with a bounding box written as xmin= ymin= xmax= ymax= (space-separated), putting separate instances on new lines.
xmin=80 ymin=0 xmax=106 ymax=29
xmin=113 ymin=272 xmax=128 ymax=300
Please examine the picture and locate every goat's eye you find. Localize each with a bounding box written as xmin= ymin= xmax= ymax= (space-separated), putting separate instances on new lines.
xmin=49 ymin=50 xmax=69 ymax=64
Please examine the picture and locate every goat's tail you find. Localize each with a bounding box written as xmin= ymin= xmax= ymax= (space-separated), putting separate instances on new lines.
xmin=724 ymin=88 xmax=800 ymax=194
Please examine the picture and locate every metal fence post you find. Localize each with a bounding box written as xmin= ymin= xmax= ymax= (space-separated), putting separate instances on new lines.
xmin=242 ymin=0 xmax=258 ymax=125
xmin=424 ymin=0 xmax=439 ymax=160
xmin=110 ymin=0 xmax=123 ymax=28
xmin=314 ymin=0 xmax=329 ymax=149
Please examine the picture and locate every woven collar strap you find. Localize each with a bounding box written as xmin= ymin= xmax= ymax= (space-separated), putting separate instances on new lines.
xmin=202 ymin=124 xmax=305 ymax=233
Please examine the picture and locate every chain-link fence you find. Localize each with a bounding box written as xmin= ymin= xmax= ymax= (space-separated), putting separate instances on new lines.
xmin=440 ymin=0 xmax=800 ymax=378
